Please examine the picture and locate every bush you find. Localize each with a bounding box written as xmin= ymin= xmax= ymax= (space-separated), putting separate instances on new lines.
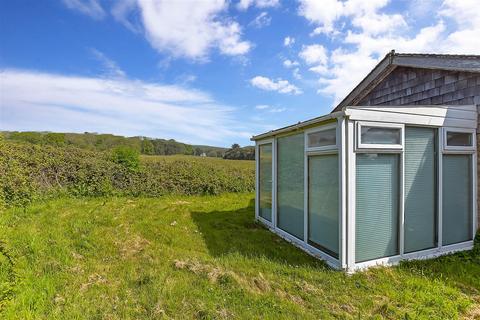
xmin=0 ymin=141 xmax=254 ymax=208
xmin=111 ymin=146 xmax=140 ymax=171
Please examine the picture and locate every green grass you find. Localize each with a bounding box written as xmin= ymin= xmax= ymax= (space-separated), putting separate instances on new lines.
xmin=0 ymin=194 xmax=479 ymax=319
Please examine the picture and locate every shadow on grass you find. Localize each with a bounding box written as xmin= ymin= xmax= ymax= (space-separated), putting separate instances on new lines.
xmin=190 ymin=199 xmax=327 ymax=269
xmin=191 ymin=197 xmax=480 ymax=290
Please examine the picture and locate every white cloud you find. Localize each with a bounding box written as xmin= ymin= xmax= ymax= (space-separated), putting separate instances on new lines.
xmin=249 ymin=12 xmax=271 ymax=28
xmin=283 ymin=60 xmax=302 ymax=79
xmin=309 ymin=65 xmax=329 ymax=74
xmin=90 ymin=49 xmax=126 ymax=78
xmin=135 ymin=0 xmax=251 ymax=60
xmin=283 ymin=59 xmax=299 ymax=68
xmin=298 ymin=0 xmax=343 ymax=35
xmin=299 ymin=44 xmax=328 ymax=65
xmin=299 ymin=0 xmax=406 ymax=36
xmin=255 ymin=104 xmax=286 ymax=112
xmin=0 ymin=69 xmax=253 ymax=145
xmin=62 ymin=0 xmax=105 ymax=20
xmin=438 ymin=0 xmax=480 ymax=53
xmin=111 ymin=0 xmax=141 ymax=33
xmin=69 ymin=0 xmax=251 ymax=60
xmin=250 ymin=76 xmax=302 ymax=95
xmin=269 ymin=107 xmax=286 ymax=113
xmin=237 ymin=0 xmax=279 ymax=10
xmin=284 ymin=36 xmax=295 ymax=47
xmin=292 ymin=68 xmax=302 ymax=80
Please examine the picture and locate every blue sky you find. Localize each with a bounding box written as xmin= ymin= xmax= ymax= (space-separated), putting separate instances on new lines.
xmin=1 ymin=0 xmax=479 ymax=146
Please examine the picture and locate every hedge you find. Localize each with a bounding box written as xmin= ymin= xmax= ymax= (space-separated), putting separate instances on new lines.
xmin=0 ymin=140 xmax=254 ymax=208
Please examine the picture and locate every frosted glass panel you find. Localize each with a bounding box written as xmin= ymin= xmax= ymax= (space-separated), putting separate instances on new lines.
xmin=361 ymin=126 xmax=401 ymax=144
xmin=259 ymin=144 xmax=272 ymax=222
xmin=308 ymin=154 xmax=339 ymax=258
xmin=442 ymin=155 xmax=472 ymax=245
xmin=404 ymin=127 xmax=437 ymax=253
xmin=307 ymin=128 xmax=336 ymax=148
xmin=356 ymin=154 xmax=399 ymax=262
xmin=277 ymin=133 xmax=304 ymax=239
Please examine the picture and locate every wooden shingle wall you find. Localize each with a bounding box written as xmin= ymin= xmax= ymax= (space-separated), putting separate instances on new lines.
xmin=357 ymin=66 xmax=480 ymax=106
xmin=355 ymin=66 xmax=480 ymax=230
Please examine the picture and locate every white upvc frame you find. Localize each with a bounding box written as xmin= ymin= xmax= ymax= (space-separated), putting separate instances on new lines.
xmin=255 ymin=124 xmax=343 ymax=270
xmin=255 ymin=139 xmax=274 ymax=227
xmin=305 ymin=122 xmax=338 ymax=152
xmin=303 ymin=121 xmax=343 ymax=265
xmin=440 ymin=127 xmax=477 ymax=243
xmin=351 ymin=120 xmax=405 ymax=270
xmin=349 ymin=122 xmax=477 ymax=271
xmin=442 ymin=127 xmax=476 ymax=153
xmin=254 ymin=107 xmax=476 ymax=272
xmin=356 ymin=121 xmax=404 ymax=150
xmin=353 ymin=240 xmax=474 ymax=271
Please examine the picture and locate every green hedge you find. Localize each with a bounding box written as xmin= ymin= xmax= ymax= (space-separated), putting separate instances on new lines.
xmin=0 ymin=141 xmax=254 ymax=208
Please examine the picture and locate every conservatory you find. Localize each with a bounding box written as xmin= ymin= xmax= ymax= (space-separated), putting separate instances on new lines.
xmin=252 ymin=105 xmax=477 ymax=272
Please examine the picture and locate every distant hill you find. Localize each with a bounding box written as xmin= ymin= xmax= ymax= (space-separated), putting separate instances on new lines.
xmin=1 ymin=131 xmax=229 ymax=158
xmin=0 ymin=131 xmax=255 ymax=159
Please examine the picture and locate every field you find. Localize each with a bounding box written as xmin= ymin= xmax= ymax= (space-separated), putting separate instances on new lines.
xmin=0 ymin=193 xmax=479 ymax=319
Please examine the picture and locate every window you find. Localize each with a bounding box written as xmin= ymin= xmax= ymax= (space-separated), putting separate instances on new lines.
xmin=258 ymin=143 xmax=273 ymax=222
xmin=447 ymin=131 xmax=472 ymax=146
xmin=444 ymin=129 xmax=474 ymax=151
xmin=277 ymin=133 xmax=305 ymax=239
xmin=356 ymin=153 xmax=400 ymax=262
xmin=361 ymin=126 xmax=401 ymax=144
xmin=308 ymin=154 xmax=339 ymax=258
xmin=442 ymin=154 xmax=473 ymax=245
xmin=404 ymin=127 xmax=437 ymax=253
xmin=357 ymin=122 xmax=403 ymax=149
xmin=307 ymin=127 xmax=336 ymax=149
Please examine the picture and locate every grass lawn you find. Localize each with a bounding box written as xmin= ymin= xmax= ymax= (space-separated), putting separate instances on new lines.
xmin=0 ymin=194 xmax=479 ymax=319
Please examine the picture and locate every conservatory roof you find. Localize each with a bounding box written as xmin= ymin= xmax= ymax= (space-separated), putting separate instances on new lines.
xmin=250 ymin=111 xmax=344 ymax=141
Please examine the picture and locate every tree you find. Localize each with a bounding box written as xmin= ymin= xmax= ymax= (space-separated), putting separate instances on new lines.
xmin=141 ymin=139 xmax=155 ymax=155
xmin=223 ymin=145 xmax=255 ymax=160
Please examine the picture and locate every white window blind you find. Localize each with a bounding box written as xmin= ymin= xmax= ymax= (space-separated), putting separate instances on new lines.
xmin=259 ymin=143 xmax=273 ymax=222
xmin=308 ymin=154 xmax=339 ymax=258
xmin=356 ymin=153 xmax=400 ymax=262
xmin=442 ymin=154 xmax=472 ymax=245
xmin=277 ymin=133 xmax=304 ymax=239
xmin=404 ymin=127 xmax=437 ymax=253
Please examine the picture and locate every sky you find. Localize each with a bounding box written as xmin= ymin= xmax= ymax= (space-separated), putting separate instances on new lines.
xmin=0 ymin=0 xmax=479 ymax=147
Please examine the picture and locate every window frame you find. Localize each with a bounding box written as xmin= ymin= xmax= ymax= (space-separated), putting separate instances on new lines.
xmin=442 ymin=127 xmax=475 ymax=153
xmin=356 ymin=121 xmax=404 ymax=151
xmin=255 ymin=139 xmax=274 ymax=227
xmin=305 ymin=123 xmax=338 ymax=152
